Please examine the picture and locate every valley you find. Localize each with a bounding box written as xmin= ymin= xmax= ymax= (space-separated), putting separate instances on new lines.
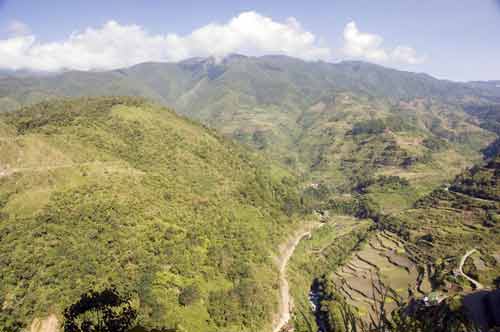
xmin=0 ymin=56 xmax=499 ymax=332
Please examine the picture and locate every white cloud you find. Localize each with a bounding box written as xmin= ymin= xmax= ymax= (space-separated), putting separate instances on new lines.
xmin=0 ymin=12 xmax=331 ymax=71
xmin=391 ymin=45 xmax=426 ymax=65
xmin=342 ymin=21 xmax=425 ymax=65
xmin=165 ymin=13 xmax=330 ymax=61
xmin=6 ymin=20 xmax=31 ymax=37
xmin=342 ymin=21 xmax=388 ymax=62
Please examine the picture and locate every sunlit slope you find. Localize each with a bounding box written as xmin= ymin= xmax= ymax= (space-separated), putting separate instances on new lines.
xmin=1 ymin=56 xmax=496 ymax=195
xmin=383 ymin=156 xmax=500 ymax=289
xmin=0 ymin=97 xmax=302 ymax=332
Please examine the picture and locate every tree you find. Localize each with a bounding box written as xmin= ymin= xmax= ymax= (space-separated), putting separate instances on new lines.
xmin=63 ymin=288 xmax=137 ymax=332
xmin=178 ymin=285 xmax=200 ymax=306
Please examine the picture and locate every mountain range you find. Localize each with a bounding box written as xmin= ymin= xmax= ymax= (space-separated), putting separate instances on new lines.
xmin=2 ymin=55 xmax=499 ymax=198
xmin=1 ymin=55 xmax=499 ymax=332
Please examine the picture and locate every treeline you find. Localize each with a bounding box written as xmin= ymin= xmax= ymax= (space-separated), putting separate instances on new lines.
xmin=350 ymin=115 xmax=417 ymax=136
xmin=450 ymin=156 xmax=500 ymax=201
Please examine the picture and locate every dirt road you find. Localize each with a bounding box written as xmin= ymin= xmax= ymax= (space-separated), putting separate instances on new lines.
xmin=272 ymin=222 xmax=325 ymax=332
xmin=30 ymin=314 xmax=59 ymax=332
xmin=0 ymin=161 xmax=140 ymax=178
xmin=458 ymin=249 xmax=483 ymax=290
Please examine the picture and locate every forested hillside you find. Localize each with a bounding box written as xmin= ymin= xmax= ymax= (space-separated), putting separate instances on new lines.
xmin=0 ymin=97 xmax=302 ymax=332
xmin=1 ymin=56 xmax=498 ymax=195
xmin=1 ymin=56 xmax=499 ymax=332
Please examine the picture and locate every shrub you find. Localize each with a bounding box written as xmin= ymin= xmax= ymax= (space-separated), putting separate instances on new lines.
xmin=178 ymin=285 xmax=201 ymax=306
xmin=422 ymin=137 xmax=448 ymax=151
xmin=351 ymin=119 xmax=386 ymax=135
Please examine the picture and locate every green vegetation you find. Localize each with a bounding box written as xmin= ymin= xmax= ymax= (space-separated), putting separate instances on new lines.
xmin=1 ymin=56 xmax=499 ymax=332
xmin=63 ymin=288 xmax=137 ymax=332
xmin=351 ymin=119 xmax=387 ymax=136
xmin=356 ymin=176 xmax=410 ymax=194
xmin=0 ymin=56 xmax=496 ymax=194
xmin=287 ymin=152 xmax=500 ymax=332
xmin=0 ymin=97 xmax=303 ymax=331
xmin=287 ymin=217 xmax=373 ymax=332
xmin=314 ymin=277 xmax=479 ymax=332
xmin=382 ymin=165 xmax=500 ymax=289
xmin=451 ymin=157 xmax=500 ymax=201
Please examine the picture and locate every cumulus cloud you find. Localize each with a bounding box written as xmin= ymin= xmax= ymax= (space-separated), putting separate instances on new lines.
xmin=342 ymin=21 xmax=388 ymax=62
xmin=342 ymin=21 xmax=425 ymax=65
xmin=391 ymin=45 xmax=426 ymax=65
xmin=0 ymin=12 xmax=330 ymax=71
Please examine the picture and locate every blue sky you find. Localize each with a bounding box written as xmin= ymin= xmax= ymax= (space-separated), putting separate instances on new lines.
xmin=0 ymin=0 xmax=499 ymax=81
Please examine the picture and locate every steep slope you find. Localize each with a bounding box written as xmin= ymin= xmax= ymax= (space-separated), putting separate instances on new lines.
xmin=0 ymin=97 xmax=302 ymax=332
xmin=296 ymin=93 xmax=494 ymax=188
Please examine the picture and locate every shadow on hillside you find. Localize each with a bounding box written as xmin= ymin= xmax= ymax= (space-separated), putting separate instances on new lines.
xmin=463 ymin=289 xmax=500 ymax=331
xmin=129 ymin=327 xmax=176 ymax=332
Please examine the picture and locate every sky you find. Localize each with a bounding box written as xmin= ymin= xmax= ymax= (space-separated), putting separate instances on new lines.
xmin=0 ymin=0 xmax=499 ymax=81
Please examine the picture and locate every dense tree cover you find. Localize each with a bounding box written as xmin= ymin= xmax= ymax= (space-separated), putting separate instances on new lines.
xmin=0 ymin=57 xmax=495 ymax=197
xmin=422 ymin=137 xmax=449 ymax=152
xmin=355 ymin=176 xmax=410 ymax=194
xmin=0 ymin=58 xmax=498 ymax=332
xmin=0 ymin=98 xmax=303 ymax=331
xmin=482 ymin=138 xmax=500 ymax=159
xmin=351 ymin=119 xmax=387 ymax=136
xmin=288 ymin=219 xmax=373 ymax=332
xmin=464 ymin=104 xmax=500 ymax=135
xmin=296 ymin=154 xmax=500 ymax=332
xmin=384 ymin=115 xmax=417 ymax=133
xmin=450 ymin=156 xmax=500 ymax=201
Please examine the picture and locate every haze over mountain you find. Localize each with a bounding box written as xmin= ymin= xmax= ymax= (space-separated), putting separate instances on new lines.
xmin=2 ymin=55 xmax=500 ymax=111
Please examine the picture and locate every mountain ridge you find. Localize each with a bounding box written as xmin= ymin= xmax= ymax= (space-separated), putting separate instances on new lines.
xmin=1 ymin=55 xmax=498 ymax=194
xmin=1 ymin=55 xmax=499 ymax=108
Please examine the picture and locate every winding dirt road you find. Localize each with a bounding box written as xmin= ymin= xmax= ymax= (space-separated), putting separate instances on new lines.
xmin=458 ymin=249 xmax=484 ymax=290
xmin=272 ymin=222 xmax=325 ymax=332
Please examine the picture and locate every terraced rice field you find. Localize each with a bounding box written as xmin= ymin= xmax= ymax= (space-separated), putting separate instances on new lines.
xmin=287 ymin=216 xmax=373 ymax=330
xmin=332 ymin=231 xmax=432 ymax=320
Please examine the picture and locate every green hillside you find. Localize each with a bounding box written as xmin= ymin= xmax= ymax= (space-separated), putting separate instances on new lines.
xmin=0 ymin=97 xmax=302 ymax=332
xmin=384 ymin=155 xmax=500 ymax=288
xmin=1 ymin=56 xmax=497 ymax=197
xmin=0 ymin=56 xmax=499 ymax=332
xmin=287 ymin=154 xmax=500 ymax=332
